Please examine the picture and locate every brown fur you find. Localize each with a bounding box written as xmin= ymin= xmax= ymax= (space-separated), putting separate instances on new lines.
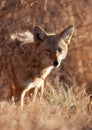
xmin=0 ymin=25 xmax=74 ymax=107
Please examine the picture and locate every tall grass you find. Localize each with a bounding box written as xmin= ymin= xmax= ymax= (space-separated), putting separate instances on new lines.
xmin=0 ymin=86 xmax=91 ymax=130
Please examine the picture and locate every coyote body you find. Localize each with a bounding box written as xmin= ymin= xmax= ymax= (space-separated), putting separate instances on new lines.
xmin=0 ymin=26 xmax=74 ymax=106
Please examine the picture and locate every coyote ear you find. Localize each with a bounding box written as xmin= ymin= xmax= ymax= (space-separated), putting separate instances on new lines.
xmin=60 ymin=25 xmax=74 ymax=44
xmin=34 ymin=26 xmax=47 ymax=41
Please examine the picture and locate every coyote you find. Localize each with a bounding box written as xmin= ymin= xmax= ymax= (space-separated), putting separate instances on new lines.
xmin=0 ymin=25 xmax=74 ymax=107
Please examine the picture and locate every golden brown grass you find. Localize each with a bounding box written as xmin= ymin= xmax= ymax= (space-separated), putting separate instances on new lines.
xmin=0 ymin=86 xmax=92 ymax=130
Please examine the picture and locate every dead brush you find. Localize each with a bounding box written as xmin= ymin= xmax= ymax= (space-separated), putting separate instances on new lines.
xmin=0 ymin=84 xmax=91 ymax=130
xmin=45 ymin=84 xmax=91 ymax=115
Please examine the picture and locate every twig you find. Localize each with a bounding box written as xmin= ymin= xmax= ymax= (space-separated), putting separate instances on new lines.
xmin=44 ymin=0 xmax=47 ymax=11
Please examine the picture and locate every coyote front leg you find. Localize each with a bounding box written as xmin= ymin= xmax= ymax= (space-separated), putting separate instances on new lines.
xmin=21 ymin=82 xmax=35 ymax=109
xmin=33 ymin=80 xmax=44 ymax=102
xmin=40 ymin=80 xmax=44 ymax=101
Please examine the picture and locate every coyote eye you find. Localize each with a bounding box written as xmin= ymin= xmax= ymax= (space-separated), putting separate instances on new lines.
xmin=58 ymin=47 xmax=62 ymax=53
xmin=45 ymin=49 xmax=52 ymax=55
xmin=45 ymin=49 xmax=51 ymax=53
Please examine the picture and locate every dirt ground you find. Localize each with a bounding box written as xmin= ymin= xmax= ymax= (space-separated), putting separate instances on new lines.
xmin=0 ymin=0 xmax=92 ymax=130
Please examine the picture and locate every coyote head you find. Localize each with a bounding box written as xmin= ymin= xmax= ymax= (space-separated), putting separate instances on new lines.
xmin=34 ymin=25 xmax=74 ymax=68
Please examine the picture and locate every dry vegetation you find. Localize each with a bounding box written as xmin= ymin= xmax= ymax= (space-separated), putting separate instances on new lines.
xmin=0 ymin=87 xmax=92 ymax=130
xmin=0 ymin=0 xmax=92 ymax=130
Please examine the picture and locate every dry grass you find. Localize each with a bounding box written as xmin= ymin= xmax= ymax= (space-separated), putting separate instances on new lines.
xmin=0 ymin=86 xmax=92 ymax=130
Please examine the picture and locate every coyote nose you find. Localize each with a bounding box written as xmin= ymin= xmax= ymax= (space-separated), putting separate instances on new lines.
xmin=53 ymin=61 xmax=59 ymax=67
